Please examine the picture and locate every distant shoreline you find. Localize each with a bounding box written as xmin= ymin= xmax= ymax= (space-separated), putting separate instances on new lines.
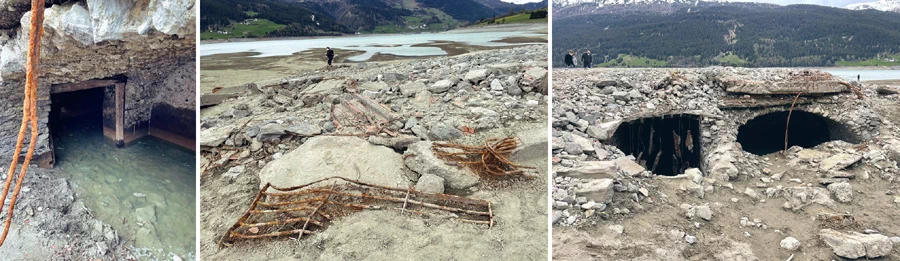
xmin=199 ymin=23 xmax=547 ymax=45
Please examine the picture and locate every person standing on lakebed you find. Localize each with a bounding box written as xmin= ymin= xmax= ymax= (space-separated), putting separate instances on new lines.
xmin=582 ymin=50 xmax=592 ymax=68
xmin=564 ymin=50 xmax=575 ymax=67
xmin=326 ymin=47 xmax=335 ymax=67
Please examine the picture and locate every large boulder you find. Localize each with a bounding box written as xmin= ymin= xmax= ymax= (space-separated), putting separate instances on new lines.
xmin=820 ymin=229 xmax=893 ymax=259
xmin=555 ymin=161 xmax=618 ymax=179
xmin=258 ymin=136 xmax=411 ymax=190
xmin=403 ymin=141 xmax=479 ymax=190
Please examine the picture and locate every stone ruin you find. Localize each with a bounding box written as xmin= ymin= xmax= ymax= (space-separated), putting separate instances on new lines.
xmin=0 ymin=0 xmax=196 ymax=167
xmin=552 ymin=67 xmax=900 ymax=259
xmin=555 ymin=68 xmax=891 ymax=183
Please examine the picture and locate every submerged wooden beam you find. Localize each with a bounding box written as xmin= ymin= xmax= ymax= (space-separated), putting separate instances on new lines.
xmin=50 ymin=79 xmax=120 ymax=94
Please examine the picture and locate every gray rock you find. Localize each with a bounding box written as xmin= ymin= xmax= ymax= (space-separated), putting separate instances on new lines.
xmin=258 ymin=123 xmax=285 ymax=139
xmin=200 ymin=126 xmax=233 ymax=147
xmin=820 ymin=229 xmax=893 ymax=259
xmin=685 ymin=235 xmax=697 ymax=244
xmin=285 ymin=123 xmax=323 ymax=137
xmin=429 ymin=80 xmax=454 ymax=93
xmin=135 ymin=205 xmax=156 ymax=223
xmin=564 ymin=143 xmax=583 ymax=155
xmin=464 ymin=69 xmax=489 ymax=83
xmin=383 ymin=73 xmax=407 ymax=82
xmin=587 ymin=120 xmax=621 ymax=141
xmin=780 ymin=236 xmax=801 ymax=251
xmin=574 ymin=178 xmax=615 ymax=203
xmin=428 ymin=122 xmax=463 ymax=141
xmin=404 ymin=141 xmax=480 ymax=190
xmin=414 ymin=174 xmax=445 ymax=194
xmin=400 ymin=81 xmax=427 ymax=97
xmin=827 ymin=182 xmax=853 ymax=203
xmin=695 ymin=205 xmax=713 ymax=221
xmin=490 ymin=79 xmax=504 ymax=91
xmin=258 ymin=136 xmax=411 ymax=190
xmin=556 ymin=161 xmax=618 ymax=179
xmin=595 ymin=80 xmax=617 ymax=87
xmin=615 ymin=157 xmax=645 ymax=177
xmin=367 ymin=135 xmax=420 ymax=150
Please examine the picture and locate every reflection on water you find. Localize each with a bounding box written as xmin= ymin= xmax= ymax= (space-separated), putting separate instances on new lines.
xmin=52 ymin=113 xmax=195 ymax=260
xmin=199 ymin=29 xmax=544 ymax=61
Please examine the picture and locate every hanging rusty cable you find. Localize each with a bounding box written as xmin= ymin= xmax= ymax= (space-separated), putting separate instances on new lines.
xmin=0 ymin=0 xmax=44 ymax=247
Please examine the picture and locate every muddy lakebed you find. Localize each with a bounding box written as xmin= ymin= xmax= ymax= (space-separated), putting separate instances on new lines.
xmin=52 ymin=113 xmax=196 ymax=260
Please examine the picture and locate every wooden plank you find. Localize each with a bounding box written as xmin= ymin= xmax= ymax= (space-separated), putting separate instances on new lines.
xmin=115 ymin=83 xmax=125 ymax=147
xmin=50 ymin=79 xmax=120 ymax=93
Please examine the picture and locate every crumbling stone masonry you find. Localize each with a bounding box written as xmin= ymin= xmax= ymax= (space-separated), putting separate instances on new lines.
xmin=0 ymin=0 xmax=196 ymax=166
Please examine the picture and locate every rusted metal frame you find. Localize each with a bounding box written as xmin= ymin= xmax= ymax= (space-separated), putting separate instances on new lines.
xmin=229 ymin=229 xmax=316 ymax=240
xmin=240 ymin=216 xmax=325 ymax=228
xmin=272 ymin=189 xmax=491 ymax=216
xmin=266 ymin=177 xmax=492 ymax=207
xmin=218 ymin=183 xmax=273 ymax=248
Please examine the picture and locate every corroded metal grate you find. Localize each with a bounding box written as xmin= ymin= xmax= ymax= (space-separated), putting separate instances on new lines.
xmin=432 ymin=137 xmax=534 ymax=180
xmin=218 ymin=177 xmax=494 ymax=248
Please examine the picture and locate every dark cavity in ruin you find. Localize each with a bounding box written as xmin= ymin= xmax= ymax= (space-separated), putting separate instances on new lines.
xmin=737 ymin=110 xmax=858 ymax=155
xmin=610 ymin=114 xmax=702 ymax=176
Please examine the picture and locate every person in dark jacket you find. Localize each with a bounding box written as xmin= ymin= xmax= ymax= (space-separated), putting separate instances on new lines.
xmin=326 ymin=47 xmax=335 ymax=66
xmin=564 ymin=50 xmax=575 ymax=68
xmin=581 ymin=50 xmax=592 ymax=68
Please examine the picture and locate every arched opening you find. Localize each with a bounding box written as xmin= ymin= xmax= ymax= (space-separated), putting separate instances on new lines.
xmin=737 ymin=110 xmax=858 ymax=155
xmin=609 ymin=114 xmax=702 ymax=176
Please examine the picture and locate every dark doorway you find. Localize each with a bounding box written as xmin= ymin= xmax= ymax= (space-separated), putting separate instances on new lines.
xmin=737 ymin=110 xmax=857 ymax=155
xmin=609 ymin=114 xmax=702 ymax=176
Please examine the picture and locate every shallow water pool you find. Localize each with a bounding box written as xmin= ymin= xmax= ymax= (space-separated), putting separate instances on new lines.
xmin=52 ymin=113 xmax=196 ymax=260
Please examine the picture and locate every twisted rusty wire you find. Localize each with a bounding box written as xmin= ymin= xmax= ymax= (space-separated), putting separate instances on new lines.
xmin=432 ymin=137 xmax=534 ymax=180
xmin=218 ymin=177 xmax=494 ymax=248
xmin=0 ymin=0 xmax=44 ymax=247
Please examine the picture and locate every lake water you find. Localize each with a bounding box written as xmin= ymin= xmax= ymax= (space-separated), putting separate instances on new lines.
xmin=199 ymin=29 xmax=544 ymax=62
xmin=52 ymin=113 xmax=196 ymax=261
xmin=821 ymin=69 xmax=900 ymax=81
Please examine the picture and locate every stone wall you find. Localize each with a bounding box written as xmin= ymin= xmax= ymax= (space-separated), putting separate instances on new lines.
xmin=0 ymin=0 xmax=195 ymax=162
xmin=0 ymin=81 xmax=51 ymax=157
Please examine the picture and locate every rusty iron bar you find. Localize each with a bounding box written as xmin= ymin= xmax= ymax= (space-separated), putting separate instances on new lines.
xmin=298 ymin=182 xmax=336 ymax=241
xmin=265 ymin=188 xmax=492 ymax=216
xmin=783 ymin=92 xmax=804 ymax=156
xmin=218 ymin=176 xmax=494 ymax=248
xmin=432 ymin=137 xmax=534 ymax=180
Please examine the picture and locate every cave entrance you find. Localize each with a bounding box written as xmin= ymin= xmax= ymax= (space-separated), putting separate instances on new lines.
xmin=49 ymin=78 xmax=127 ymax=150
xmin=737 ymin=110 xmax=858 ymax=156
xmin=609 ymin=114 xmax=702 ymax=176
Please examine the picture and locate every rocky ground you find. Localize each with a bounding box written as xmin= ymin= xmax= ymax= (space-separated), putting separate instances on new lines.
xmin=0 ymin=161 xmax=140 ymax=260
xmin=199 ymin=44 xmax=549 ymax=260
xmin=551 ymin=68 xmax=900 ymax=260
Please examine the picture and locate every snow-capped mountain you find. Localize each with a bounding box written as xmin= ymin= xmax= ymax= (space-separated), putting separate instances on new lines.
xmin=846 ymin=0 xmax=900 ymax=12
xmin=554 ymin=0 xmax=717 ymax=7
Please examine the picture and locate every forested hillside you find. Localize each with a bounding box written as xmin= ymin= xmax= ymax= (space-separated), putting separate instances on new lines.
xmin=202 ymin=0 xmax=548 ymax=39
xmin=200 ymin=0 xmax=351 ymax=39
xmin=553 ymin=3 xmax=900 ymax=67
